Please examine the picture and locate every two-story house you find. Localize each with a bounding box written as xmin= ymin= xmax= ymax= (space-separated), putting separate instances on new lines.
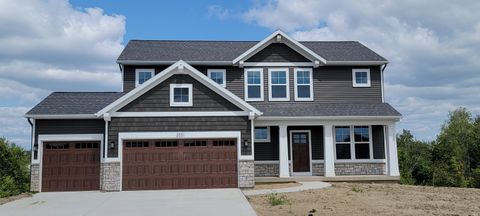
xmin=25 ymin=31 xmax=401 ymax=192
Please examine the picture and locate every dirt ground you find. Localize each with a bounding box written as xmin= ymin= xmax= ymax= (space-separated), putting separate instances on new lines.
xmin=245 ymin=182 xmax=301 ymax=190
xmin=0 ymin=193 xmax=32 ymax=205
xmin=247 ymin=183 xmax=480 ymax=216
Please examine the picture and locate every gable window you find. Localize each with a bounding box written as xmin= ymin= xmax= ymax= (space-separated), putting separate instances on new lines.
xmin=135 ymin=69 xmax=154 ymax=87
xmin=207 ymin=69 xmax=226 ymax=87
xmin=294 ymin=68 xmax=313 ymax=101
xmin=334 ymin=125 xmax=373 ymax=160
xmin=268 ymin=68 xmax=289 ymax=101
xmin=244 ymin=68 xmax=264 ymax=101
xmin=254 ymin=126 xmax=270 ymax=142
xmin=352 ymin=69 xmax=371 ymax=87
xmin=170 ymin=84 xmax=192 ymax=106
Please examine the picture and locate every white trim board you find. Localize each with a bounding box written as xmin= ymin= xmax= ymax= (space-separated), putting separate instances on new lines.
xmin=36 ymin=134 xmax=104 ymax=192
xmin=110 ymin=111 xmax=250 ymax=117
xmin=96 ymin=60 xmax=262 ymax=117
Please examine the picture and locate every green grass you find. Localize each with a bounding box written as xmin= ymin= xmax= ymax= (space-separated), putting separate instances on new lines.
xmin=266 ymin=193 xmax=290 ymax=206
xmin=351 ymin=185 xmax=364 ymax=193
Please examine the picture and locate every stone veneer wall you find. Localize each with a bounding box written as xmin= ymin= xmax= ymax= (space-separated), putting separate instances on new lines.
xmin=254 ymin=163 xmax=279 ymax=177
xmin=335 ymin=163 xmax=386 ymax=175
xmin=30 ymin=164 xmax=40 ymax=192
xmin=100 ymin=162 xmax=121 ymax=191
xmin=312 ymin=163 xmax=324 ymax=176
xmin=239 ymin=160 xmax=254 ymax=188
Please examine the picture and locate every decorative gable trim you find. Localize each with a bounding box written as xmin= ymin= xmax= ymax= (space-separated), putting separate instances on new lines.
xmin=96 ymin=60 xmax=262 ymax=117
xmin=232 ymin=30 xmax=327 ymax=67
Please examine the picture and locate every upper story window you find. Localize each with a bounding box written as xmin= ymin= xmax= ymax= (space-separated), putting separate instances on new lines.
xmin=268 ymin=68 xmax=289 ymax=101
xmin=254 ymin=126 xmax=270 ymax=142
xmin=170 ymin=84 xmax=192 ymax=107
xmin=294 ymin=68 xmax=313 ymax=101
xmin=352 ymin=69 xmax=371 ymax=87
xmin=244 ymin=68 xmax=264 ymax=101
xmin=207 ymin=69 xmax=226 ymax=87
xmin=334 ymin=125 xmax=372 ymax=160
xmin=135 ymin=69 xmax=154 ymax=87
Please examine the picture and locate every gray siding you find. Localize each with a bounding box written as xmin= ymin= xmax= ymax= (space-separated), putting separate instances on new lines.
xmin=372 ymin=125 xmax=386 ymax=159
xmin=254 ymin=126 xmax=279 ymax=160
xmin=246 ymin=43 xmax=310 ymax=62
xmin=107 ymin=116 xmax=251 ymax=157
xmin=123 ymin=65 xmax=169 ymax=92
xmin=119 ymin=74 xmax=241 ymax=112
xmin=124 ymin=65 xmax=382 ymax=104
xmin=254 ymin=126 xmax=324 ymax=161
xmin=35 ymin=119 xmax=104 ymax=144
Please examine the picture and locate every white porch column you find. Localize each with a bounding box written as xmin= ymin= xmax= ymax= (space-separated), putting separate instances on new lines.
xmin=386 ymin=123 xmax=400 ymax=176
xmin=323 ymin=124 xmax=335 ymax=177
xmin=279 ymin=124 xmax=290 ymax=177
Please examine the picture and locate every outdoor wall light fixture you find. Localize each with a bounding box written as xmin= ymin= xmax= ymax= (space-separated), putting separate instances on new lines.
xmin=243 ymin=139 xmax=249 ymax=147
xmin=109 ymin=141 xmax=115 ymax=149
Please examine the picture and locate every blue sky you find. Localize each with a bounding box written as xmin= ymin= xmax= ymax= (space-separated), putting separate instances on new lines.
xmin=1 ymin=0 xmax=479 ymax=148
xmin=70 ymin=0 xmax=270 ymax=41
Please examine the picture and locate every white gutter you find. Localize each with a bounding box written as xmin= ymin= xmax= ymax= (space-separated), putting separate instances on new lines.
xmin=257 ymin=116 xmax=401 ymax=121
xmin=116 ymin=60 xmax=233 ymax=65
xmin=326 ymin=61 xmax=389 ymax=66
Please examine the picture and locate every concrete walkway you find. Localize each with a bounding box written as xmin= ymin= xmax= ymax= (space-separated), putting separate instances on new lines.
xmin=242 ymin=181 xmax=331 ymax=196
xmin=0 ymin=189 xmax=256 ymax=216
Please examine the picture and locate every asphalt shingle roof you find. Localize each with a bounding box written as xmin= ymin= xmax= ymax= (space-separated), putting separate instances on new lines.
xmin=250 ymin=103 xmax=401 ymax=117
xmin=117 ymin=40 xmax=387 ymax=62
xmin=26 ymin=92 xmax=124 ymax=115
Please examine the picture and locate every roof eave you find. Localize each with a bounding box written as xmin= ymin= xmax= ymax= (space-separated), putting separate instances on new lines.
xmin=24 ymin=114 xmax=99 ymax=119
xmin=326 ymin=61 xmax=389 ymax=66
xmin=116 ymin=60 xmax=233 ymax=66
xmin=257 ymin=115 xmax=401 ymax=121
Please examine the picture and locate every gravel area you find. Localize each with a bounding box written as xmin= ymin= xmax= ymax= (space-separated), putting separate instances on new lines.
xmin=247 ymin=183 xmax=480 ymax=216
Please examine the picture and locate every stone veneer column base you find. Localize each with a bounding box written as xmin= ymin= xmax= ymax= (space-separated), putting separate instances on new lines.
xmin=30 ymin=164 xmax=40 ymax=192
xmin=312 ymin=163 xmax=325 ymax=176
xmin=238 ymin=160 xmax=254 ymax=188
xmin=335 ymin=163 xmax=386 ymax=175
xmin=100 ymin=162 xmax=121 ymax=191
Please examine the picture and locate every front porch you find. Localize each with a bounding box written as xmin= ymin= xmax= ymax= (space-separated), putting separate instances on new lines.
xmin=252 ymin=118 xmax=400 ymax=179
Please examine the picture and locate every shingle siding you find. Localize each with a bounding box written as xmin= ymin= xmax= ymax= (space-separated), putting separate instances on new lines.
xmin=119 ymin=74 xmax=241 ymax=112
xmin=246 ymin=43 xmax=310 ymax=62
xmin=107 ymin=116 xmax=251 ymax=157
xmin=35 ymin=119 xmax=104 ymax=145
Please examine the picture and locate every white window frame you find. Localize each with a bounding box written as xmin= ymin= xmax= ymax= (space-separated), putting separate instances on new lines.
xmin=352 ymin=69 xmax=371 ymax=87
xmin=207 ymin=69 xmax=226 ymax=87
xmin=268 ymin=68 xmax=290 ymax=101
xmin=334 ymin=125 xmax=374 ymax=161
xmin=135 ymin=68 xmax=155 ymax=87
xmin=254 ymin=126 xmax=271 ymax=142
xmin=169 ymin=84 xmax=193 ymax=107
xmin=244 ymin=68 xmax=264 ymax=101
xmin=294 ymin=68 xmax=313 ymax=101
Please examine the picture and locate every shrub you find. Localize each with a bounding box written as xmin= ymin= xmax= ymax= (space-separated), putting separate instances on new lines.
xmin=0 ymin=137 xmax=30 ymax=197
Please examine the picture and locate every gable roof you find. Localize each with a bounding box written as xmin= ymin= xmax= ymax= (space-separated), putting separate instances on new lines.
xmin=117 ymin=31 xmax=387 ymax=65
xmin=25 ymin=92 xmax=124 ymax=118
xmin=232 ymin=30 xmax=326 ymax=65
xmin=96 ymin=60 xmax=262 ymax=117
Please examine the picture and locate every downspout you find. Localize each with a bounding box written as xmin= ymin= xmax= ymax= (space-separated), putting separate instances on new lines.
xmin=118 ymin=63 xmax=124 ymax=92
xmin=27 ymin=118 xmax=34 ymax=191
xmin=381 ymin=63 xmax=388 ymax=103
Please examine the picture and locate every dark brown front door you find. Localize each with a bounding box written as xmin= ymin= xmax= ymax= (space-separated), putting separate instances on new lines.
xmin=122 ymin=139 xmax=237 ymax=190
xmin=292 ymin=132 xmax=310 ymax=172
xmin=42 ymin=141 xmax=100 ymax=192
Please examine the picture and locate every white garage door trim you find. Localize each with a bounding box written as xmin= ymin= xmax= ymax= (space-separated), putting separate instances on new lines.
xmin=36 ymin=134 xmax=104 ymax=192
xmin=115 ymin=131 xmax=242 ymax=191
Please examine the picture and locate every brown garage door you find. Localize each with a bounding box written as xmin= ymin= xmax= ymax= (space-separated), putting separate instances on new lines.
xmin=42 ymin=141 xmax=100 ymax=192
xmin=122 ymin=139 xmax=237 ymax=190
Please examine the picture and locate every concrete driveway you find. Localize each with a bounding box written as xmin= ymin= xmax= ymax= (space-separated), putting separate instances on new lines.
xmin=0 ymin=189 xmax=256 ymax=216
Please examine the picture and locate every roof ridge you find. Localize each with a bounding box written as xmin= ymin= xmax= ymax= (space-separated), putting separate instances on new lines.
xmin=129 ymin=40 xmax=259 ymax=42
xmin=51 ymin=91 xmax=122 ymax=93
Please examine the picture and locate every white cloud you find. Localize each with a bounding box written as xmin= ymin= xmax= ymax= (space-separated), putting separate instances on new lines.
xmin=0 ymin=0 xmax=125 ymax=148
xmin=207 ymin=5 xmax=230 ymax=20
xmin=242 ymin=0 xmax=480 ymax=140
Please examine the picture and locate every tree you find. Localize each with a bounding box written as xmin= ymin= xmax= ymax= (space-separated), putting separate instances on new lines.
xmin=432 ymin=108 xmax=476 ymax=187
xmin=0 ymin=137 xmax=30 ymax=197
xmin=397 ymin=130 xmax=433 ymax=185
